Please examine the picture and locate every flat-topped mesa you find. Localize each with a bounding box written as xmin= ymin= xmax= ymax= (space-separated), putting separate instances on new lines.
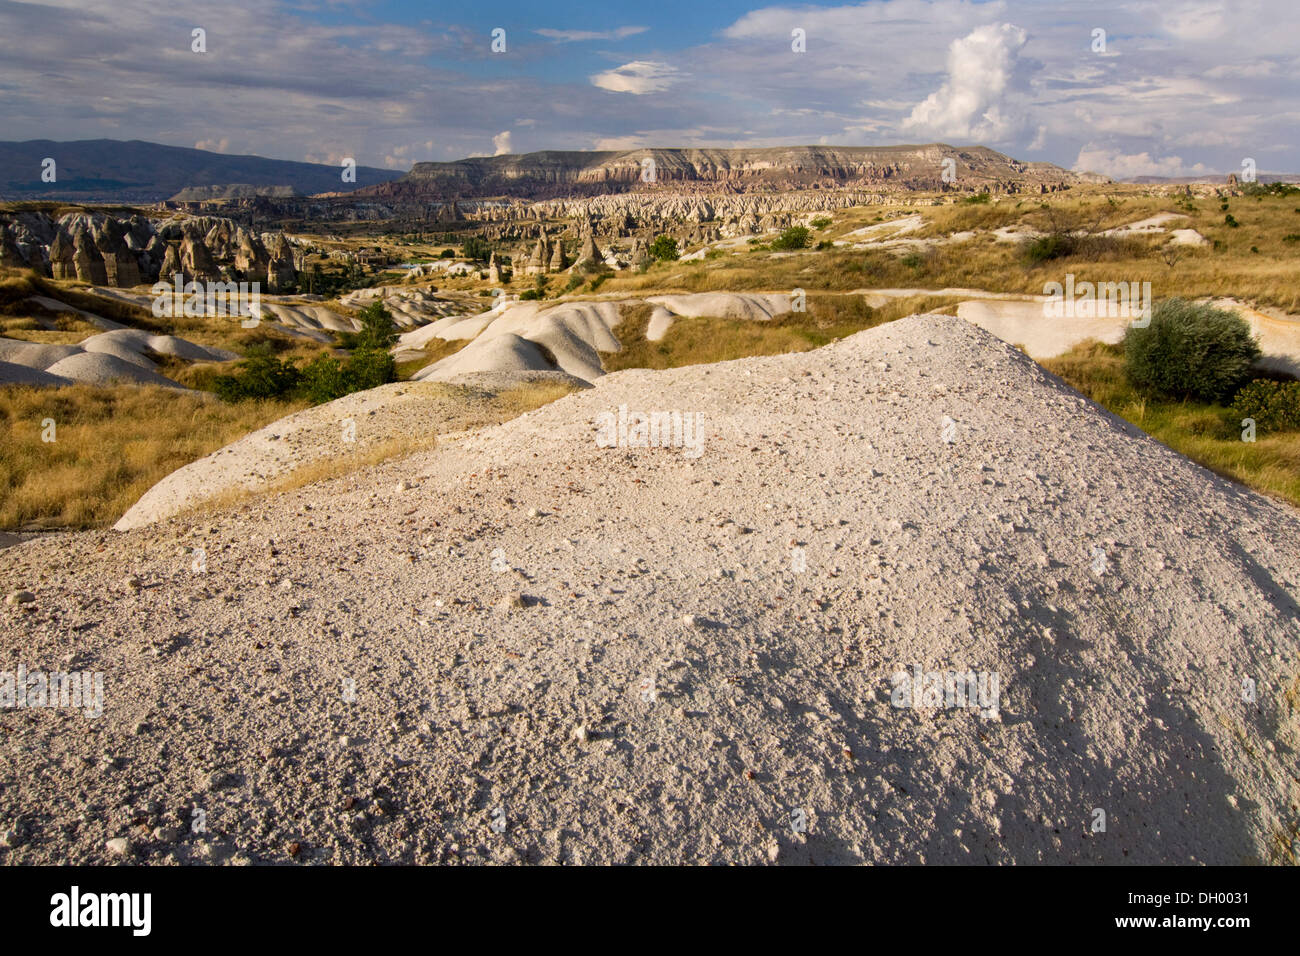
xmin=356 ymin=144 xmax=1091 ymax=201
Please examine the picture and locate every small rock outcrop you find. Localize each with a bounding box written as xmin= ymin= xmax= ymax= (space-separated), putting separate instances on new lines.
xmin=266 ymin=235 xmax=297 ymax=293
xmin=71 ymin=228 xmax=108 ymax=284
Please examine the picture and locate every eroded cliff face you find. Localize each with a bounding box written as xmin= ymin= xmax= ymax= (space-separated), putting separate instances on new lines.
xmin=356 ymin=144 xmax=1090 ymax=201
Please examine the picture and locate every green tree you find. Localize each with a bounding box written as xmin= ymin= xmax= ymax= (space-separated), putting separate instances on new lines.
xmin=356 ymin=301 xmax=397 ymax=350
xmin=771 ymin=226 xmax=811 ymax=250
xmin=648 ymin=235 xmax=679 ymax=262
xmin=462 ymin=236 xmax=492 ymax=261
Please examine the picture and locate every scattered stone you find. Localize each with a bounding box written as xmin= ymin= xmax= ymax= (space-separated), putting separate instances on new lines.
xmin=499 ymin=592 xmax=529 ymax=612
xmin=105 ymin=837 xmax=132 ymax=857
xmin=4 ymin=590 xmax=34 ymax=606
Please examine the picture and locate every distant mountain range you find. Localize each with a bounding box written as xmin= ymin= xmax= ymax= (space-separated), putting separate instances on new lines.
xmin=1123 ymin=174 xmax=1299 ymax=185
xmin=0 ymin=140 xmax=403 ymax=203
xmin=357 ymin=144 xmax=1102 ymax=200
xmin=0 ymin=140 xmax=1107 ymax=206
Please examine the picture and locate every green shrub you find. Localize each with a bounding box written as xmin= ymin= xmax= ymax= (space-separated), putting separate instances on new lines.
xmin=1123 ymin=298 xmax=1261 ymax=403
xmin=648 ymin=235 xmax=679 ymax=262
xmin=299 ymin=348 xmax=396 ymax=404
xmin=519 ymin=288 xmax=544 ymax=301
xmin=810 ymin=216 xmax=832 ymax=230
xmin=344 ymin=348 xmax=396 ymax=391
xmin=1232 ymin=379 xmax=1300 ymax=431
xmin=211 ymin=345 xmax=300 ymax=402
xmin=962 ymin=193 xmax=991 ymax=204
xmin=299 ymin=353 xmax=347 ymax=405
xmin=1023 ymin=234 xmax=1074 ymax=263
xmin=771 ymin=226 xmax=811 ymax=251
xmin=355 ymin=301 xmax=397 ymax=350
xmin=1225 ymin=214 xmax=1239 ymax=228
xmin=1243 ymin=182 xmax=1300 ymax=198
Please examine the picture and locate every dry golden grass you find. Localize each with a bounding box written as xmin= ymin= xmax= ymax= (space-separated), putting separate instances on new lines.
xmin=1044 ymin=340 xmax=1300 ymax=508
xmin=601 ymin=293 xmax=964 ymax=372
xmin=0 ymin=385 xmax=308 ymax=530
xmin=590 ymin=186 xmax=1300 ymax=311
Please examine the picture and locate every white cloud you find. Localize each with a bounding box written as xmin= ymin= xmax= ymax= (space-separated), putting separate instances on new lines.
xmin=1073 ymin=145 xmax=1212 ymax=179
xmin=3 ymin=0 xmax=1299 ymax=177
xmin=590 ymin=60 xmax=682 ymax=95
xmin=1159 ymin=2 xmax=1229 ymax=41
xmin=194 ymin=138 xmax=230 ymax=153
xmin=903 ymin=23 xmax=1027 ymax=141
xmin=493 ymin=131 xmax=513 ymax=155
xmin=536 ymin=26 xmax=648 ymax=42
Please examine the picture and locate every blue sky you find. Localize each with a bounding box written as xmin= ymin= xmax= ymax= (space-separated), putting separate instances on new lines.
xmin=0 ymin=0 xmax=1296 ymax=178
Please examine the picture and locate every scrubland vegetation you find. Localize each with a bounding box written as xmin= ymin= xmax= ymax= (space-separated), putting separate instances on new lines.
xmin=4 ymin=183 xmax=1300 ymax=529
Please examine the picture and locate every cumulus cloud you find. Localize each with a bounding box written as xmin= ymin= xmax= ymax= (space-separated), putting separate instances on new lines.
xmin=536 ymin=26 xmax=648 ymax=42
xmin=591 ymin=60 xmax=682 ymax=95
xmin=1073 ymin=145 xmax=1213 ymax=179
xmin=904 ymin=23 xmax=1027 ymax=141
xmin=194 ymin=138 xmax=230 ymax=153
xmin=493 ymin=131 xmax=513 ymax=155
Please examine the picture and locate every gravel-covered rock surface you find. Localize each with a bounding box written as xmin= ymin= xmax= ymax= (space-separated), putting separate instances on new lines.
xmin=2 ymin=314 xmax=1298 ymax=865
